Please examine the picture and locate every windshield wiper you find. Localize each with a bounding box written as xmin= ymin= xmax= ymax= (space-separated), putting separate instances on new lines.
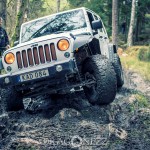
xmin=28 ymin=16 xmax=59 ymax=41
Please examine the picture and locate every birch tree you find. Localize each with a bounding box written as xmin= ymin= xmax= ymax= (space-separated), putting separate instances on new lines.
xmin=127 ymin=0 xmax=136 ymax=47
xmin=56 ymin=0 xmax=60 ymax=13
xmin=112 ymin=0 xmax=118 ymax=46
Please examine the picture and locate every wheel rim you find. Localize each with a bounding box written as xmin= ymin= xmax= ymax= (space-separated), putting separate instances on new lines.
xmin=118 ymin=60 xmax=124 ymax=84
xmin=84 ymin=72 xmax=98 ymax=102
xmin=119 ymin=64 xmax=124 ymax=82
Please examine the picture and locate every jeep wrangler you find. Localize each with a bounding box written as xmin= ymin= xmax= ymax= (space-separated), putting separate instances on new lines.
xmin=0 ymin=7 xmax=124 ymax=111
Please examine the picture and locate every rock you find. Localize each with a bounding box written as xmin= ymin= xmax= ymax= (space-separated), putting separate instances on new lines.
xmin=108 ymin=123 xmax=128 ymax=140
xmin=117 ymin=48 xmax=124 ymax=56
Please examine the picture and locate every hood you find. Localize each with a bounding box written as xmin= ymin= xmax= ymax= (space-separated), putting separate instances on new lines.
xmin=6 ymin=32 xmax=72 ymax=53
xmin=72 ymin=32 xmax=93 ymax=50
xmin=4 ymin=29 xmax=93 ymax=55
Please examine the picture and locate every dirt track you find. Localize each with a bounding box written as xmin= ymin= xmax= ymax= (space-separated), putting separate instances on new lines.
xmin=0 ymin=70 xmax=150 ymax=150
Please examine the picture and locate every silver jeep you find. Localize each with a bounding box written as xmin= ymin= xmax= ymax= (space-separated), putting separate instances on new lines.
xmin=0 ymin=7 xmax=124 ymax=111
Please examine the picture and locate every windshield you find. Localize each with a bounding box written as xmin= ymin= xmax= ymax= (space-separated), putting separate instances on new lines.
xmin=21 ymin=9 xmax=87 ymax=43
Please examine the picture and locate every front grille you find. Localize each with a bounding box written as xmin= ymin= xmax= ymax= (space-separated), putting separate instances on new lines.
xmin=16 ymin=43 xmax=57 ymax=69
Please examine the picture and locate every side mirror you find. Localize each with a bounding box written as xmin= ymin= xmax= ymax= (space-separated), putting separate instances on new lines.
xmin=14 ymin=41 xmax=19 ymax=46
xmin=92 ymin=20 xmax=102 ymax=30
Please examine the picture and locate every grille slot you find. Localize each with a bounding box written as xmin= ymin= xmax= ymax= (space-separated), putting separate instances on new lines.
xmin=22 ymin=50 xmax=28 ymax=68
xmin=33 ymin=47 xmax=40 ymax=65
xmin=16 ymin=43 xmax=57 ymax=69
xmin=39 ymin=46 xmax=45 ymax=64
xmin=27 ymin=48 xmax=34 ymax=66
xmin=16 ymin=52 xmax=22 ymax=69
xmin=50 ymin=43 xmax=57 ymax=60
xmin=44 ymin=44 xmax=51 ymax=62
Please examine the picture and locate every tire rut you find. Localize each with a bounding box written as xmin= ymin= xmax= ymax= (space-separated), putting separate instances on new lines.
xmin=0 ymin=70 xmax=150 ymax=150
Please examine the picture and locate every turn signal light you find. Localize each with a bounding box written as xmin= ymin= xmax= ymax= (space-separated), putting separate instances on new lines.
xmin=57 ymin=39 xmax=69 ymax=51
xmin=5 ymin=53 xmax=15 ymax=64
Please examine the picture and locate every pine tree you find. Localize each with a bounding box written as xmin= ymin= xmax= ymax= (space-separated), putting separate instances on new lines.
xmin=127 ymin=0 xmax=136 ymax=47
xmin=112 ymin=0 xmax=118 ymax=46
xmin=57 ymin=0 xmax=60 ymax=13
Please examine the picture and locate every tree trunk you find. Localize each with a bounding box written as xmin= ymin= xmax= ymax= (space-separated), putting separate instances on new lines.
xmin=56 ymin=0 xmax=60 ymax=13
xmin=112 ymin=0 xmax=118 ymax=46
xmin=6 ymin=0 xmax=21 ymax=42
xmin=127 ymin=0 xmax=136 ymax=47
xmin=23 ymin=0 xmax=29 ymax=22
xmin=0 ymin=0 xmax=7 ymax=27
xmin=135 ymin=17 xmax=139 ymax=42
xmin=16 ymin=0 xmax=21 ymax=14
xmin=12 ymin=0 xmax=29 ymax=42
xmin=107 ymin=0 xmax=112 ymax=26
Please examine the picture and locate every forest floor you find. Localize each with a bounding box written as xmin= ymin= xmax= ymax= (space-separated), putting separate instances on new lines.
xmin=0 ymin=69 xmax=150 ymax=150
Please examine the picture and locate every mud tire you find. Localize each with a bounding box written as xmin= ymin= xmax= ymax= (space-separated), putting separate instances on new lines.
xmin=1 ymin=87 xmax=24 ymax=111
xmin=82 ymin=55 xmax=117 ymax=105
xmin=113 ymin=54 xmax=124 ymax=88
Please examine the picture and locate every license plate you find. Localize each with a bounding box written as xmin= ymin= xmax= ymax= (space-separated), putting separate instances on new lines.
xmin=20 ymin=69 xmax=49 ymax=82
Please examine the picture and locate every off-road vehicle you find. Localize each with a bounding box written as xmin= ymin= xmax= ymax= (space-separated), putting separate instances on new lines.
xmin=0 ymin=7 xmax=124 ymax=111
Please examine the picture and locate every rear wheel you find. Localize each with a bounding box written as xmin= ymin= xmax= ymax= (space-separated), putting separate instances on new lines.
xmin=82 ymin=55 xmax=117 ymax=105
xmin=1 ymin=87 xmax=24 ymax=111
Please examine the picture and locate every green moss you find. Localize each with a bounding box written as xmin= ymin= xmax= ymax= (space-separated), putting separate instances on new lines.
xmin=145 ymin=14 xmax=150 ymax=18
xmin=138 ymin=46 xmax=150 ymax=62
xmin=121 ymin=46 xmax=150 ymax=81
xmin=135 ymin=93 xmax=149 ymax=108
xmin=128 ymin=103 xmax=135 ymax=113
xmin=16 ymin=145 xmax=38 ymax=150
xmin=128 ymin=92 xmax=149 ymax=113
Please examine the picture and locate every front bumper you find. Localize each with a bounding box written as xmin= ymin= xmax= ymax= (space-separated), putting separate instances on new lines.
xmin=0 ymin=60 xmax=77 ymax=88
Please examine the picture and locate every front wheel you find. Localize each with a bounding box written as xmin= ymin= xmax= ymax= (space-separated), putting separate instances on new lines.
xmin=1 ymin=87 xmax=24 ymax=111
xmin=82 ymin=55 xmax=117 ymax=105
xmin=113 ymin=54 xmax=124 ymax=88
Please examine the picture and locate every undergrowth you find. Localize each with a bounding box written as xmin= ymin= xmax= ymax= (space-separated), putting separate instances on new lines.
xmin=120 ymin=46 xmax=150 ymax=81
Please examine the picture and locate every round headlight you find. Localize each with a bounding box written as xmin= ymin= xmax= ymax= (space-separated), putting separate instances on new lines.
xmin=57 ymin=39 xmax=69 ymax=51
xmin=5 ymin=53 xmax=15 ymax=64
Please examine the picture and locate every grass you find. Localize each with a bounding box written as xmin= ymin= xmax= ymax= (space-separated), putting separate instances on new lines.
xmin=16 ymin=145 xmax=38 ymax=150
xmin=120 ymin=46 xmax=150 ymax=81
xmin=135 ymin=93 xmax=149 ymax=108
xmin=128 ymin=92 xmax=149 ymax=113
xmin=138 ymin=46 xmax=150 ymax=62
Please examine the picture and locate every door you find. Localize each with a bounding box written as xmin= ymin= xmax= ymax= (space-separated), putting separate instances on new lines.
xmin=87 ymin=11 xmax=101 ymax=55
xmin=93 ymin=14 xmax=109 ymax=58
